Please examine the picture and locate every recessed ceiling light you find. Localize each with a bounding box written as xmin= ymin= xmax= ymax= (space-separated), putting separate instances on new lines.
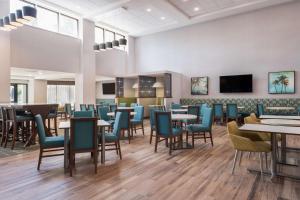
xmin=160 ymin=16 xmax=165 ymax=20
xmin=146 ymin=8 xmax=151 ymax=12
xmin=194 ymin=7 xmax=200 ymax=11
xmin=182 ymin=0 xmax=189 ymax=2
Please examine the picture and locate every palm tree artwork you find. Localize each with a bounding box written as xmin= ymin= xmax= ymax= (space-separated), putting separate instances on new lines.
xmin=269 ymin=71 xmax=295 ymax=94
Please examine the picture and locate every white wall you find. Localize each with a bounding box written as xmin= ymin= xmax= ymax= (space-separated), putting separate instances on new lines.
xmin=135 ymin=1 xmax=300 ymax=98
xmin=28 ymin=79 xmax=47 ymax=104
xmin=96 ymin=81 xmax=115 ymax=99
xmin=11 ymin=25 xmax=81 ymax=73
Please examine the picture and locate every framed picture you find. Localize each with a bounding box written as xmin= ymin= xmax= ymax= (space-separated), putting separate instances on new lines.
xmin=268 ymin=71 xmax=295 ymax=94
xmin=191 ymin=77 xmax=208 ymax=95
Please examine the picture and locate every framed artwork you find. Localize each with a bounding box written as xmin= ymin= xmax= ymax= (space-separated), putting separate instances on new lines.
xmin=191 ymin=77 xmax=208 ymax=95
xmin=268 ymin=71 xmax=295 ymax=94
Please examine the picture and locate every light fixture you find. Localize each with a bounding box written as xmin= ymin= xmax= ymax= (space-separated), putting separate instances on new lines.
xmin=0 ymin=19 xmax=10 ymax=31
xmin=99 ymin=43 xmax=106 ymax=51
xmin=160 ymin=16 xmax=166 ymax=20
xmin=112 ymin=39 xmax=119 ymax=48
xmin=194 ymin=7 xmax=200 ymax=11
xmin=106 ymin=42 xmax=113 ymax=49
xmin=94 ymin=44 xmax=100 ymax=52
xmin=10 ymin=13 xmax=23 ymax=27
xmin=152 ymin=82 xmax=164 ymax=88
xmin=23 ymin=6 xmax=37 ymax=21
xmin=4 ymin=16 xmax=17 ymax=30
xmin=16 ymin=9 xmax=29 ymax=23
xmin=146 ymin=8 xmax=152 ymax=12
xmin=119 ymin=38 xmax=127 ymax=46
xmin=132 ymin=83 xmax=139 ymax=89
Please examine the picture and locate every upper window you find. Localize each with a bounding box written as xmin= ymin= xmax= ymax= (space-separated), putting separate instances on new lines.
xmin=10 ymin=0 xmax=79 ymax=38
xmin=104 ymin=30 xmax=114 ymax=43
xmin=95 ymin=26 xmax=127 ymax=51
xmin=95 ymin=27 xmax=104 ymax=44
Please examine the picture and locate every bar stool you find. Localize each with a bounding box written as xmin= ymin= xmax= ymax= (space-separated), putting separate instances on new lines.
xmin=47 ymin=109 xmax=58 ymax=136
xmin=0 ymin=107 xmax=7 ymax=146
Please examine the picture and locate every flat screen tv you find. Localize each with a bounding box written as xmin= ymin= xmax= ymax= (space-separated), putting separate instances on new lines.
xmin=102 ymin=83 xmax=115 ymax=95
xmin=220 ymin=74 xmax=253 ymax=93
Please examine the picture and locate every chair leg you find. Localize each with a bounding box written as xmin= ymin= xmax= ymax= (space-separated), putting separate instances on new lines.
xmin=142 ymin=123 xmax=144 ymax=135
xmin=265 ymin=152 xmax=268 ymax=169
xmin=154 ymin=136 xmax=158 ymax=153
xmin=118 ymin=141 xmax=122 ymax=160
xmin=1 ymin=123 xmax=6 ymax=146
xmin=209 ymin=131 xmax=213 ymax=147
xmin=11 ymin=124 xmax=17 ymax=150
xmin=37 ymin=148 xmax=43 ymax=170
xmin=54 ymin=117 xmax=58 ymax=136
xmin=259 ymin=152 xmax=264 ymax=178
xmin=69 ymin=153 xmax=73 ymax=177
xmin=4 ymin=122 xmax=9 ymax=148
xmin=169 ymin=137 xmax=172 ymax=155
xmin=94 ymin=150 xmax=98 ymax=174
xmin=203 ymin=132 xmax=206 ymax=143
xmin=150 ymin=129 xmax=153 ymax=144
xmin=115 ymin=142 xmax=119 ymax=155
xmin=232 ymin=150 xmax=239 ymax=174
xmin=185 ymin=131 xmax=188 ymax=144
xmin=192 ymin=132 xmax=195 ymax=148
xmin=239 ymin=151 xmax=243 ymax=166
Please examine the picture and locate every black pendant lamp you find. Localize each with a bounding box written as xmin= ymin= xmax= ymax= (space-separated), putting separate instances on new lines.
xmin=112 ymin=39 xmax=119 ymax=48
xmin=0 ymin=19 xmax=9 ymax=31
xmin=4 ymin=16 xmax=17 ymax=30
xmin=106 ymin=42 xmax=113 ymax=49
xmin=119 ymin=38 xmax=127 ymax=46
xmin=23 ymin=6 xmax=37 ymax=21
xmin=94 ymin=44 xmax=100 ymax=52
xmin=16 ymin=9 xmax=29 ymax=23
xmin=10 ymin=13 xmax=23 ymax=27
xmin=99 ymin=43 xmax=106 ymax=51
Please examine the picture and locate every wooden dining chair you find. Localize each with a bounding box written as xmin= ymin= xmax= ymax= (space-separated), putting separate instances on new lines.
xmin=69 ymin=117 xmax=98 ymax=176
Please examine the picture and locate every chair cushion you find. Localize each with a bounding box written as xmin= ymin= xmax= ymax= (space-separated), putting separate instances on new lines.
xmin=98 ymin=132 xmax=118 ymax=143
xmin=43 ymin=136 xmax=64 ymax=148
xmin=172 ymin=128 xmax=183 ymax=136
xmin=253 ymin=141 xmax=271 ymax=152
xmin=186 ymin=124 xmax=210 ymax=132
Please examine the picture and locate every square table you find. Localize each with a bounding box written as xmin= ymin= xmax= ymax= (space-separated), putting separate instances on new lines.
xmin=59 ymin=120 xmax=111 ymax=170
xmin=239 ymin=124 xmax=300 ymax=181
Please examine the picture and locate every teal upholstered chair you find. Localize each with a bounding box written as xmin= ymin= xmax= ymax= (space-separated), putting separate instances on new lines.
xmin=171 ymin=103 xmax=181 ymax=109
xmin=155 ymin=112 xmax=183 ymax=155
xmin=87 ymin=104 xmax=95 ymax=112
xmin=69 ymin=117 xmax=98 ymax=176
xmin=130 ymin=106 xmax=144 ymax=135
xmin=98 ymin=106 xmax=114 ymax=128
xmin=35 ymin=114 xmax=64 ymax=170
xmin=74 ymin=111 xmax=94 ymax=118
xmin=213 ymin=103 xmax=224 ymax=124
xmin=98 ymin=112 xmax=123 ymax=161
xmin=130 ymin=103 xmax=138 ymax=107
xmin=116 ymin=109 xmax=131 ymax=143
xmin=182 ymin=106 xmax=199 ymax=125
xmin=80 ymin=104 xmax=87 ymax=111
xmin=257 ymin=104 xmax=265 ymax=117
xmin=149 ymin=107 xmax=165 ymax=144
xmin=109 ymin=104 xmax=117 ymax=112
xmin=119 ymin=103 xmax=127 ymax=107
xmin=65 ymin=103 xmax=74 ymax=118
xmin=200 ymin=103 xmax=209 ymax=118
xmin=298 ymin=106 xmax=300 ymax=116
xmin=186 ymin=107 xmax=214 ymax=147
xmin=226 ymin=104 xmax=240 ymax=123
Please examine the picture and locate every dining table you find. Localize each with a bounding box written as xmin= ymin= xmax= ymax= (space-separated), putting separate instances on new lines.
xmin=107 ymin=112 xmax=136 ymax=117
xmin=259 ymin=115 xmax=300 ymax=120
xmin=171 ymin=114 xmax=197 ymax=121
xmin=59 ymin=119 xmax=111 ymax=170
xmin=239 ymin=123 xmax=300 ymax=181
xmin=266 ymin=106 xmax=295 ymax=111
xmin=170 ymin=109 xmax=188 ymax=113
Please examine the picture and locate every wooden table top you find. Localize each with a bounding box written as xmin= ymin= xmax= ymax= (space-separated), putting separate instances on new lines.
xmin=239 ymin=124 xmax=300 ymax=136
xmin=59 ymin=120 xmax=111 ymax=129
xmin=260 ymin=119 xmax=300 ymax=127
xmin=172 ymin=114 xmax=197 ymax=120
xmin=171 ymin=109 xmax=188 ymax=112
xmin=107 ymin=112 xmax=136 ymax=117
xmin=266 ymin=106 xmax=295 ymax=111
xmin=259 ymin=115 xmax=300 ymax=120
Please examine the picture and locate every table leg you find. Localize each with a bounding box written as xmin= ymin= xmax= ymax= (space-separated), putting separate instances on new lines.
xmin=271 ymin=133 xmax=278 ymax=181
xmin=64 ymin=128 xmax=69 ymax=171
xmin=101 ymin=127 xmax=105 ymax=164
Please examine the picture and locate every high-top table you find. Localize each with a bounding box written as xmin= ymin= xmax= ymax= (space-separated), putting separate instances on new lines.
xmin=259 ymin=115 xmax=300 ymax=120
xmin=59 ymin=120 xmax=111 ymax=170
xmin=239 ymin=124 xmax=300 ymax=181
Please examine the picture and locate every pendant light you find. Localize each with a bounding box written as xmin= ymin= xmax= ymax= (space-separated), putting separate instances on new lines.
xmin=106 ymin=41 xmax=113 ymax=49
xmin=99 ymin=43 xmax=106 ymax=51
xmin=0 ymin=19 xmax=10 ymax=31
xmin=4 ymin=16 xmax=17 ymax=30
xmin=119 ymin=37 xmax=127 ymax=46
xmin=94 ymin=44 xmax=100 ymax=52
xmin=10 ymin=13 xmax=23 ymax=27
xmin=112 ymin=39 xmax=119 ymax=48
xmin=23 ymin=6 xmax=37 ymax=21
xmin=16 ymin=9 xmax=29 ymax=23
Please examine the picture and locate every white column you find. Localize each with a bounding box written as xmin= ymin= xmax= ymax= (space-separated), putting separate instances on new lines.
xmin=75 ymin=19 xmax=96 ymax=108
xmin=0 ymin=1 xmax=10 ymax=103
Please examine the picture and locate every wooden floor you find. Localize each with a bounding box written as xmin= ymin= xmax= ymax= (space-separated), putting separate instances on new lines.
xmin=0 ymin=121 xmax=300 ymax=200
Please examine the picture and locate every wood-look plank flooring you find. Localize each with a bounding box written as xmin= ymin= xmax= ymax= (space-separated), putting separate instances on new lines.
xmin=0 ymin=121 xmax=300 ymax=200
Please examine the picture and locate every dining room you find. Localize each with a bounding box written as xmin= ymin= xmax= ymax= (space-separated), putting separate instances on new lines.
xmin=1 ymin=0 xmax=300 ymax=199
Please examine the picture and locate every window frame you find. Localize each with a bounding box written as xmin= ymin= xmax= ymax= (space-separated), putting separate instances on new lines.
xmin=36 ymin=5 xmax=59 ymax=32
xmin=59 ymin=13 xmax=79 ymax=37
xmin=95 ymin=26 xmax=127 ymax=51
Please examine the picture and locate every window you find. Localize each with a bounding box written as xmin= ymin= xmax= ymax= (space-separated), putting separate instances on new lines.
xmin=95 ymin=27 xmax=104 ymax=44
xmin=10 ymin=0 xmax=79 ymax=38
xmin=47 ymin=84 xmax=75 ymax=105
xmin=115 ymin=33 xmax=126 ymax=51
xmin=10 ymin=84 xmax=28 ymax=103
xmin=59 ymin=14 xmax=78 ymax=37
xmin=36 ymin=6 xmax=58 ymax=32
xmin=104 ymin=30 xmax=114 ymax=43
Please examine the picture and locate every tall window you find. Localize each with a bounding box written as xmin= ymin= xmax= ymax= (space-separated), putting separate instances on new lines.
xmin=10 ymin=84 xmax=28 ymax=103
xmin=95 ymin=27 xmax=104 ymax=44
xmin=104 ymin=30 xmax=114 ymax=42
xmin=10 ymin=0 xmax=79 ymax=38
xmin=36 ymin=6 xmax=58 ymax=32
xmin=47 ymin=84 xmax=75 ymax=105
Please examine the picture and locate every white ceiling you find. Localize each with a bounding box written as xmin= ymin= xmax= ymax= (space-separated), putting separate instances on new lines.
xmin=42 ymin=0 xmax=295 ymax=37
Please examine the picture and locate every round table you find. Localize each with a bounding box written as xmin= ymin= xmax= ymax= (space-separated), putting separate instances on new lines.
xmin=260 ymin=119 xmax=300 ymax=127
xmin=171 ymin=114 xmax=197 ymax=121
xmin=107 ymin=112 xmax=136 ymax=117
xmin=171 ymin=109 xmax=188 ymax=112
